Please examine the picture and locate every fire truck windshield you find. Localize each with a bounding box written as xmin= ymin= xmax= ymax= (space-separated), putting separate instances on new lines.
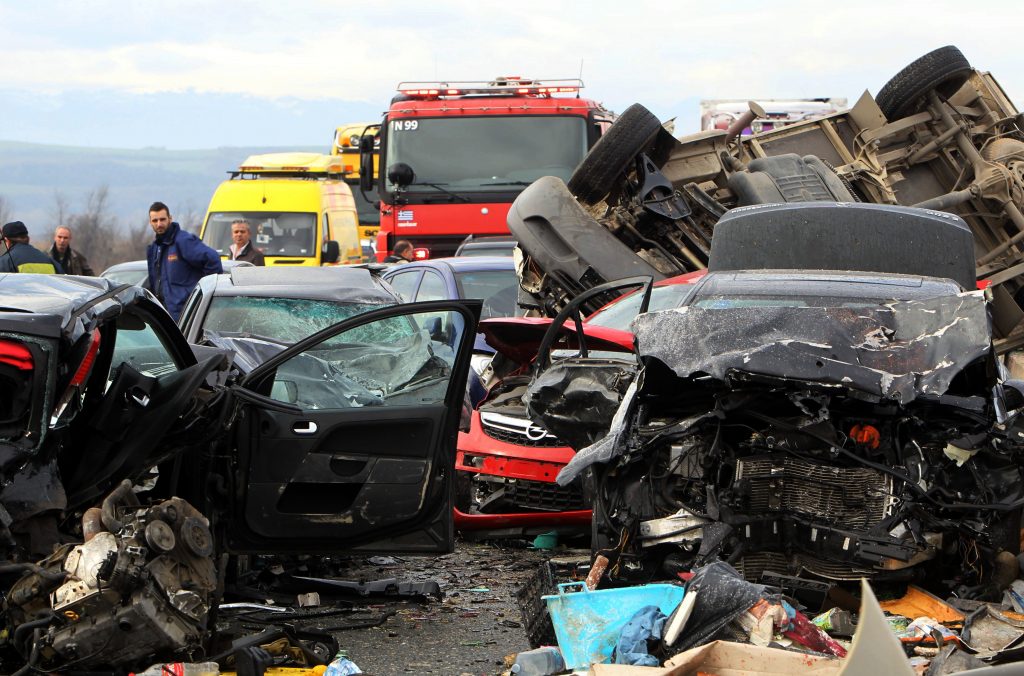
xmin=384 ymin=115 xmax=588 ymax=195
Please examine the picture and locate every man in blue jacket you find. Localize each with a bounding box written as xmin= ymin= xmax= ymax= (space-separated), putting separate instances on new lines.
xmin=146 ymin=201 xmax=222 ymax=320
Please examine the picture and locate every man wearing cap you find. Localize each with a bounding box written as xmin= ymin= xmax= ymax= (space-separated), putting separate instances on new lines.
xmin=49 ymin=225 xmax=95 ymax=276
xmin=146 ymin=201 xmax=222 ymax=321
xmin=0 ymin=221 xmax=64 ymax=274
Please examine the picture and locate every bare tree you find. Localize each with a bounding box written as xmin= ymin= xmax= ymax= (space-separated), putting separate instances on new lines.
xmin=176 ymin=201 xmax=203 ymax=234
xmin=67 ymin=186 xmax=122 ymax=272
xmin=51 ymin=190 xmax=70 ymax=229
xmin=0 ymin=195 xmax=11 ymax=226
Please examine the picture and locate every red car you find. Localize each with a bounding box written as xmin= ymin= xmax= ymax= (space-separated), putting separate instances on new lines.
xmin=455 ymin=271 xmax=705 ymax=533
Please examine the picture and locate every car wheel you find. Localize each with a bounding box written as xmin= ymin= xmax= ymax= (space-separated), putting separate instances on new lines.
xmin=568 ymin=103 xmax=662 ymax=205
xmin=875 ymin=45 xmax=972 ymax=121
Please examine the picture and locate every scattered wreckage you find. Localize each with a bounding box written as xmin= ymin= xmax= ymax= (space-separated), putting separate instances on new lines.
xmin=509 ymin=46 xmax=1024 ymax=351
xmin=0 ymin=273 xmax=481 ymax=671
xmin=509 ymin=201 xmax=1024 ymax=674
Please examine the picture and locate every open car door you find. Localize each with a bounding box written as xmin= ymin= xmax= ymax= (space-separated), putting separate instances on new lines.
xmin=227 ymin=300 xmax=481 ymax=554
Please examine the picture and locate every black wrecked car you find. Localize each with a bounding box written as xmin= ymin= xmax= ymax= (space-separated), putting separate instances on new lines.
xmin=528 ymin=202 xmax=1024 ymax=596
xmin=0 ymin=273 xmax=479 ymax=670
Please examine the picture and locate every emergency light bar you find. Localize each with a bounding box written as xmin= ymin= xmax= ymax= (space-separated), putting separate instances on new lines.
xmin=397 ymin=77 xmax=584 ymax=99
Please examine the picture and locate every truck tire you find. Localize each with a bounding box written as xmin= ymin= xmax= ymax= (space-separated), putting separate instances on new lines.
xmin=876 ymin=46 xmax=972 ymax=121
xmin=568 ymin=103 xmax=662 ymax=205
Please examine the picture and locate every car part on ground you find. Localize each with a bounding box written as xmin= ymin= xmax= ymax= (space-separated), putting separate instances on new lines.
xmin=510 ymin=46 xmax=1024 ymax=349
xmin=2 ymin=483 xmax=216 ymax=672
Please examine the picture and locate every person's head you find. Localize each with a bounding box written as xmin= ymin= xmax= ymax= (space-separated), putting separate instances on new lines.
xmin=393 ymin=240 xmax=414 ymax=261
xmin=148 ymin=201 xmax=172 ymax=236
xmin=231 ymin=220 xmax=252 ymax=247
xmin=2 ymin=221 xmax=30 ymax=249
xmin=54 ymin=226 xmax=72 ymax=253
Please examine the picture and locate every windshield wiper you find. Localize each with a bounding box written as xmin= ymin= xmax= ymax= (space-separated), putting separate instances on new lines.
xmin=405 ymin=182 xmax=471 ymax=203
xmin=479 ymin=180 xmax=532 ymax=187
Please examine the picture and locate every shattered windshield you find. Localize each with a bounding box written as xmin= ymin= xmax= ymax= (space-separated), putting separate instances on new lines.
xmin=269 ymin=309 xmax=464 ymax=409
xmin=202 ymin=296 xmax=388 ymax=344
xmin=385 ymin=116 xmax=588 ymax=194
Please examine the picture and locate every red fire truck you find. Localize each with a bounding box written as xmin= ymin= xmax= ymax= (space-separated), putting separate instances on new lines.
xmin=358 ymin=76 xmax=614 ymax=261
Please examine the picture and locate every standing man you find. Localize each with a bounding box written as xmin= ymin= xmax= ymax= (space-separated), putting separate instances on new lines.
xmin=49 ymin=225 xmax=95 ymax=276
xmin=229 ymin=219 xmax=265 ymax=265
xmin=0 ymin=221 xmax=64 ymax=274
xmin=146 ymin=202 xmax=222 ymax=320
xmin=383 ymin=240 xmax=415 ymax=264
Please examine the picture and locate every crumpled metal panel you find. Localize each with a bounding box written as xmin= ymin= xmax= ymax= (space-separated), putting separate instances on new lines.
xmin=524 ymin=359 xmax=636 ymax=451
xmin=632 ymin=291 xmax=991 ymax=403
xmin=0 ymin=274 xmax=153 ymax=344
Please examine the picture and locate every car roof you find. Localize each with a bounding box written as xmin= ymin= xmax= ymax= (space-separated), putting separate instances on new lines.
xmin=205 ymin=265 xmax=399 ymax=304
xmin=388 ymin=256 xmax=515 ymax=275
xmin=101 ymin=259 xmax=252 ymax=275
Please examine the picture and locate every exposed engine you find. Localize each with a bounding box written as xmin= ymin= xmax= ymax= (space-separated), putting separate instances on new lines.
xmin=3 ymin=481 xmax=217 ymax=671
xmin=592 ymin=382 xmax=1024 ymax=593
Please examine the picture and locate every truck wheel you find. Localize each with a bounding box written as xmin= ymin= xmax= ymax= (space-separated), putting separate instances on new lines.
xmin=876 ymin=46 xmax=972 ymax=121
xmin=982 ymin=138 xmax=1024 ymax=164
xmin=568 ymin=103 xmax=662 ymax=205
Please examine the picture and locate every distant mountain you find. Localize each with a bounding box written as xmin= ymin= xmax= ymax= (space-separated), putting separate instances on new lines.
xmin=0 ymin=140 xmax=324 ymax=232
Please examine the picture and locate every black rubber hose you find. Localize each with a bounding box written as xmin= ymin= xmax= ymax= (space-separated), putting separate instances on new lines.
xmin=13 ymin=613 xmax=54 ymax=660
xmin=0 ymin=563 xmax=66 ymax=583
xmin=100 ymin=479 xmax=140 ymax=533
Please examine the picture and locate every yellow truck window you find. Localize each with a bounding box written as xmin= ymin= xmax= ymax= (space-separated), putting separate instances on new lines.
xmin=204 ymin=212 xmax=317 ymax=258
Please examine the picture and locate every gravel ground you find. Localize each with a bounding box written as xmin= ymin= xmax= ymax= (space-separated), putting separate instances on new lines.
xmin=335 ymin=541 xmax=551 ymax=675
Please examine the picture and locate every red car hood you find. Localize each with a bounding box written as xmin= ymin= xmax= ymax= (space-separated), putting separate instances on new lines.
xmin=480 ymin=316 xmax=635 ymax=366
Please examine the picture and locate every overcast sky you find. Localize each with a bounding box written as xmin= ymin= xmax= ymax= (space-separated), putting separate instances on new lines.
xmin=3 ymin=1 xmax=1022 ymax=149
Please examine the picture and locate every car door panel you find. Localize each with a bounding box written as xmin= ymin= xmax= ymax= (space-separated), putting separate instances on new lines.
xmin=229 ymin=300 xmax=481 ymax=554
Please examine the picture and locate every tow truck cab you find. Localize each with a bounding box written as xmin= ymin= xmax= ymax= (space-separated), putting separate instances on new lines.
xmin=332 ymin=122 xmax=381 ymax=245
xmin=360 ymin=76 xmax=614 ymax=261
xmin=200 ymin=152 xmax=366 ymax=267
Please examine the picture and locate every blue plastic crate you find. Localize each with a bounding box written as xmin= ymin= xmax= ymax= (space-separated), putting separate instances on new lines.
xmin=542 ymin=581 xmax=685 ymax=670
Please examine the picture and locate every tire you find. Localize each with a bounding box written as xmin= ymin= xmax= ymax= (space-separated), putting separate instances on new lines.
xmin=876 ymin=46 xmax=972 ymax=121
xmin=568 ymin=103 xmax=662 ymax=205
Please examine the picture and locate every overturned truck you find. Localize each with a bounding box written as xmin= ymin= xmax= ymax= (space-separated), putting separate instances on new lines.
xmin=511 ymin=46 xmax=1024 ymax=348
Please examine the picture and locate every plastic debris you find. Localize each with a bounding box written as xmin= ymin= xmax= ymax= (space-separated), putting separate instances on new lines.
xmin=323 ymin=653 xmax=361 ymax=676
xmin=614 ymin=605 xmax=667 ymax=666
xmin=811 ymin=607 xmax=856 ymax=636
xmin=296 ymin=592 xmax=321 ymax=608
xmin=510 ymin=646 xmax=564 ymax=675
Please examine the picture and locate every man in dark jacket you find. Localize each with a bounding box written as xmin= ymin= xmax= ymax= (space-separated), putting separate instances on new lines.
xmin=383 ymin=239 xmax=415 ymax=264
xmin=229 ymin=219 xmax=265 ymax=265
xmin=49 ymin=225 xmax=95 ymax=276
xmin=0 ymin=221 xmax=64 ymax=274
xmin=146 ymin=202 xmax=222 ymax=320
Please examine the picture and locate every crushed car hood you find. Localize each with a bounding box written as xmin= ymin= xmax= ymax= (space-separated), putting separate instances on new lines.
xmin=480 ymin=317 xmax=635 ymax=367
xmin=0 ymin=274 xmax=154 ymax=343
xmin=633 ymin=291 xmax=991 ymax=403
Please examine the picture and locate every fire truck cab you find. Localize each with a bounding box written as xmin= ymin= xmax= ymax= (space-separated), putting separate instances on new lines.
xmin=360 ymin=76 xmax=613 ymax=261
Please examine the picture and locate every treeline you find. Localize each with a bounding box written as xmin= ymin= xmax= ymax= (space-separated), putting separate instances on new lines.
xmin=0 ymin=187 xmax=203 ymax=273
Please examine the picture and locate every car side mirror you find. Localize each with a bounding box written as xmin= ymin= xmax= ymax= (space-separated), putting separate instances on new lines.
xmin=271 ymin=379 xmax=298 ymax=404
xmin=387 ymin=162 xmax=415 ymax=189
xmin=359 ymin=135 xmax=376 ymax=192
xmin=424 ymin=316 xmax=449 ymax=343
xmin=322 ymin=240 xmax=340 ymax=265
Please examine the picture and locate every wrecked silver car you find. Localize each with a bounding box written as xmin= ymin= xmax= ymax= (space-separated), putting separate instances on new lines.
xmin=535 ymin=203 xmax=1024 ymax=596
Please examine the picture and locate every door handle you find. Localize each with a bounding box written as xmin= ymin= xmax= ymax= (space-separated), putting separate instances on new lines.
xmin=292 ymin=421 xmax=318 ymax=434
